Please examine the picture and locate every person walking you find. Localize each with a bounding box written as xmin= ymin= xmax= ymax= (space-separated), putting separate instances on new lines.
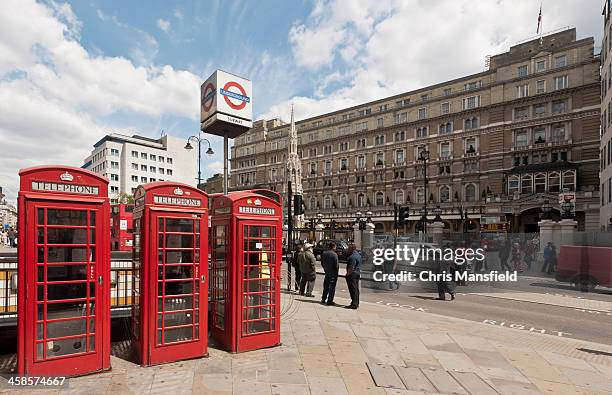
xmin=292 ymin=241 xmax=304 ymax=292
xmin=499 ymin=239 xmax=511 ymax=271
xmin=436 ymin=258 xmax=456 ymax=301
xmin=298 ymin=242 xmax=316 ymax=297
xmin=320 ymin=242 xmax=339 ymax=306
xmin=345 ymin=244 xmax=361 ymax=309
xmin=542 ymin=242 xmax=557 ymax=274
xmin=7 ymin=228 xmax=16 ymax=248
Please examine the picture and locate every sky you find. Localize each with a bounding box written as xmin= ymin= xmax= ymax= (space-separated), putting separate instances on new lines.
xmin=0 ymin=0 xmax=604 ymax=202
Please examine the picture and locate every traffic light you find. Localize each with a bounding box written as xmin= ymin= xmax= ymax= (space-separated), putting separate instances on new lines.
xmin=293 ymin=194 xmax=303 ymax=215
xmin=398 ymin=206 xmax=409 ymax=226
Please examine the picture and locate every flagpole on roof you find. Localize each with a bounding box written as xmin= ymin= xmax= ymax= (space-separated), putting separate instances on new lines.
xmin=537 ymin=2 xmax=543 ymax=45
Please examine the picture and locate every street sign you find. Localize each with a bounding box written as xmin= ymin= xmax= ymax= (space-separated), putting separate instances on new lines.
xmin=200 ymin=70 xmax=252 ymax=138
xmin=558 ymin=192 xmax=576 ymax=204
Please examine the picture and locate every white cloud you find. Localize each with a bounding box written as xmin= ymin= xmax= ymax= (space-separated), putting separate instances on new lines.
xmin=206 ymin=161 xmax=224 ymax=173
xmin=268 ymin=0 xmax=602 ymax=122
xmin=0 ymin=0 xmax=203 ymax=201
xmin=156 ymin=18 xmax=171 ymax=33
xmin=174 ymin=9 xmax=184 ymax=21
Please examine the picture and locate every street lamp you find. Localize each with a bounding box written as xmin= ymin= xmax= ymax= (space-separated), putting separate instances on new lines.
xmin=561 ymin=199 xmax=574 ymax=219
xmin=185 ymin=134 xmax=215 ymax=186
xmin=418 ymin=150 xmax=430 ymax=233
xmin=541 ymin=199 xmax=553 ymax=220
xmin=433 ymin=205 xmax=442 ymax=222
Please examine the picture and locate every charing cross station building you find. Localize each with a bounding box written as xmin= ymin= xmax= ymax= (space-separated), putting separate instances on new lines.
xmin=230 ymin=29 xmax=601 ymax=233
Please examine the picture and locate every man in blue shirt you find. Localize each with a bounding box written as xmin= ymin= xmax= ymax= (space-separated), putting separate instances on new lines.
xmin=345 ymin=244 xmax=361 ymax=309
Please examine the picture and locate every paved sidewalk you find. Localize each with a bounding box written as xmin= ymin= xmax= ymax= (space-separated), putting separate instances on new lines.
xmin=3 ymin=289 xmax=612 ymax=394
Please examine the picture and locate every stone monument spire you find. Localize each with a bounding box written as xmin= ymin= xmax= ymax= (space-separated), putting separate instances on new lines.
xmin=285 ymin=104 xmax=303 ymax=226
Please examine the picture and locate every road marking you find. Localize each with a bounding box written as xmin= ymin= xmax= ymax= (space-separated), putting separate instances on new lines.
xmin=375 ymin=300 xmax=428 ymax=312
xmin=574 ymin=308 xmax=612 ymax=316
xmin=482 ymin=319 xmax=572 ymax=337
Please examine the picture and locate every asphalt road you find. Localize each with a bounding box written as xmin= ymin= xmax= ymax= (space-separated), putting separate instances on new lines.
xmin=306 ymin=270 xmax=612 ymax=346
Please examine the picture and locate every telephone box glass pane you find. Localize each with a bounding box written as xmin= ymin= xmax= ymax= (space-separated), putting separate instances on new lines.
xmin=241 ymin=225 xmax=276 ymax=336
xmin=155 ymin=215 xmax=199 ymax=346
xmin=33 ymin=207 xmax=98 ymax=362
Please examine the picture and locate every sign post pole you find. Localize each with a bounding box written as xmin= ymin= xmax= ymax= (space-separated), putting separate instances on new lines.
xmin=224 ymin=135 xmax=228 ymax=195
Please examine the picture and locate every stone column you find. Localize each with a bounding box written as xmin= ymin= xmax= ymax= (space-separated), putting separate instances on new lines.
xmin=428 ymin=221 xmax=445 ymax=245
xmin=353 ymin=222 xmax=362 ymax=250
xmin=314 ymin=223 xmax=325 ymax=242
xmin=538 ymin=219 xmax=555 ymax=256
xmin=363 ymin=222 xmax=375 ymax=250
xmin=558 ymin=219 xmax=578 ymax=247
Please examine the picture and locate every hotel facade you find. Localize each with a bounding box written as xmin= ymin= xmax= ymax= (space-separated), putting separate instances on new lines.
xmin=231 ymin=29 xmax=601 ymax=233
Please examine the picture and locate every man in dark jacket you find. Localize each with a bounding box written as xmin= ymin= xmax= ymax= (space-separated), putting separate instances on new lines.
xmin=436 ymin=259 xmax=456 ymax=301
xmin=345 ymin=244 xmax=361 ymax=309
xmin=298 ymin=243 xmax=316 ymax=297
xmin=292 ymin=241 xmax=303 ymax=292
xmin=321 ymin=242 xmax=339 ymax=306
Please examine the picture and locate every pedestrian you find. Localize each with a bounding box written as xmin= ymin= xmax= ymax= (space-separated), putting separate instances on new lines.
xmin=500 ymin=239 xmax=511 ymax=271
xmin=344 ymin=244 xmax=361 ymax=309
xmin=298 ymin=242 xmax=316 ymax=297
xmin=320 ymin=242 xmax=339 ymax=306
xmin=524 ymin=244 xmax=534 ymax=272
xmin=7 ymin=228 xmax=16 ymax=248
xmin=542 ymin=242 xmax=557 ymax=274
xmin=292 ymin=241 xmax=304 ymax=292
xmin=512 ymin=243 xmax=523 ymax=272
xmin=436 ymin=258 xmax=456 ymax=301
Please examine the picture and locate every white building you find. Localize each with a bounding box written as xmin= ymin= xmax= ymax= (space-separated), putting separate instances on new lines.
xmin=0 ymin=202 xmax=17 ymax=228
xmin=83 ymin=133 xmax=198 ymax=203
xmin=602 ymin=3 xmax=612 ymax=230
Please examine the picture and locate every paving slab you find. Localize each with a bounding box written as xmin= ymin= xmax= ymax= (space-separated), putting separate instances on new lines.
xmin=269 ymin=383 xmax=310 ymax=395
xmin=267 ymin=370 xmax=308 ymax=385
xmin=360 ymin=339 xmax=405 ymax=365
xmin=338 ymin=362 xmax=386 ymax=395
xmin=307 ymin=376 xmax=349 ymax=395
xmin=420 ymin=367 xmax=467 ymax=394
xmin=328 ymin=340 xmax=369 ymax=364
xmin=559 ymin=366 xmax=612 ymax=393
xmin=450 ymin=371 xmax=499 ymax=395
xmin=366 ymin=362 xmax=406 ymax=389
xmin=393 ymin=366 xmax=437 ymax=392
xmin=489 ymin=378 xmax=543 ymax=395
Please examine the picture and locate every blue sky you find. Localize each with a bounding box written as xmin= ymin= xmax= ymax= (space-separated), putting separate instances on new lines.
xmin=0 ymin=0 xmax=603 ymax=201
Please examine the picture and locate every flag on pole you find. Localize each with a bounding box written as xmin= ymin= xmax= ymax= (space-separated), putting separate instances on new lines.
xmin=536 ymin=4 xmax=542 ymax=33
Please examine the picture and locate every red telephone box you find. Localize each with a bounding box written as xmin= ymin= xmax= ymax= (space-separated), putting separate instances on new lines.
xmin=210 ymin=191 xmax=281 ymax=352
xmin=131 ymin=182 xmax=209 ymax=366
xmin=17 ymin=166 xmax=111 ymax=376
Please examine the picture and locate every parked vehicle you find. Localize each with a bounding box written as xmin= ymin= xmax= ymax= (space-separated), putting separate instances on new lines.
xmin=313 ymin=239 xmax=349 ymax=261
xmin=555 ymin=245 xmax=612 ymax=291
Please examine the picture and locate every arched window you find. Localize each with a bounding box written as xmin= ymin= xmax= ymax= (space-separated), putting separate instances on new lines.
xmin=472 ymin=117 xmax=479 ymax=128
xmin=534 ymin=173 xmax=546 ymax=193
xmin=562 ymin=170 xmax=576 ymax=191
xmin=439 ymin=124 xmax=446 ymax=133
xmin=339 ymin=194 xmax=348 ymax=209
xmin=309 ymin=197 xmax=317 ymax=210
xmin=376 ymin=192 xmax=384 ymax=206
xmin=508 ymin=176 xmax=520 ymax=195
xmin=446 ymin=122 xmax=453 ymax=133
xmin=324 ymin=195 xmax=332 ymax=209
xmin=416 ymin=187 xmax=425 ymax=203
xmin=394 ymin=189 xmax=404 ymax=204
xmin=465 ymin=184 xmax=476 ymax=202
xmin=521 ymin=174 xmax=533 ymax=194
xmin=548 ymin=171 xmax=561 ymax=192
xmin=440 ymin=185 xmax=450 ymax=202
xmin=464 ymin=118 xmax=472 ymax=130
xmin=357 ymin=193 xmax=366 ymax=208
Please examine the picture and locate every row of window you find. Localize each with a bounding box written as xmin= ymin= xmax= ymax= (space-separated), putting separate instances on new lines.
xmin=306 ymin=184 xmax=482 ymax=210
xmin=602 ymin=138 xmax=612 ymax=170
xmin=513 ymin=151 xmax=568 ymax=167
xmin=507 ymin=170 xmax=576 ymax=195
xmin=602 ymin=177 xmax=612 ymax=207
xmin=516 ymin=55 xmax=567 ymax=77
xmin=513 ymin=124 xmax=568 ymax=147
xmin=515 ymin=75 xmax=568 ymax=99
xmin=129 ymin=163 xmax=173 ymax=175
xmin=130 ymin=150 xmax=173 ymax=164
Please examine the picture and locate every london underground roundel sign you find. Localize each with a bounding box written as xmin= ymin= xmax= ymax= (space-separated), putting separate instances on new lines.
xmin=221 ymin=81 xmax=250 ymax=110
xmin=202 ymin=83 xmax=216 ymax=112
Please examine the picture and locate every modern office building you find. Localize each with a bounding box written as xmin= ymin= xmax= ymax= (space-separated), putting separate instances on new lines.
xmin=83 ymin=133 xmax=198 ymax=203
xmin=231 ymin=28 xmax=601 ymax=233
xmin=601 ymin=2 xmax=612 ymax=231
